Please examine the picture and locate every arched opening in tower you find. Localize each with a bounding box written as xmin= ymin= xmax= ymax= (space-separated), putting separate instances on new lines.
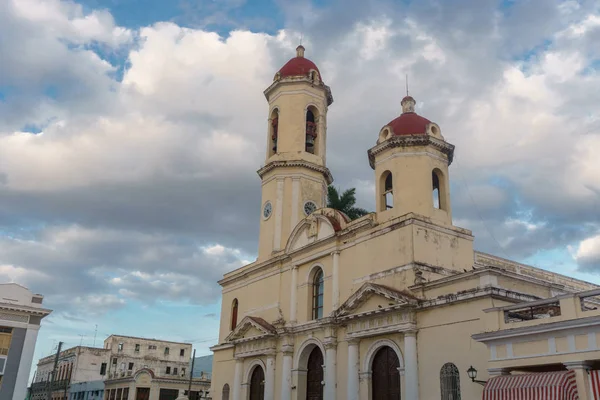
xmin=305 ymin=109 xmax=317 ymax=154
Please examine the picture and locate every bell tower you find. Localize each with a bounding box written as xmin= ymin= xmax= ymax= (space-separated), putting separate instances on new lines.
xmin=256 ymin=45 xmax=334 ymax=261
xmin=368 ymin=96 xmax=455 ymax=225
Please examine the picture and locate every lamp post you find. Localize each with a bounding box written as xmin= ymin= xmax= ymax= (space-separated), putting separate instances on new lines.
xmin=467 ymin=366 xmax=487 ymax=386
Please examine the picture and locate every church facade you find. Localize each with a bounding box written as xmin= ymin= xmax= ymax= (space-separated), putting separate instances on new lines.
xmin=209 ymin=45 xmax=597 ymax=400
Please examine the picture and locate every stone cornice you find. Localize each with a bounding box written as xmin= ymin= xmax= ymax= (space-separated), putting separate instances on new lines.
xmin=408 ymin=265 xmax=566 ymax=293
xmin=264 ymin=77 xmax=333 ymax=105
xmin=0 ymin=303 xmax=52 ymax=316
xmin=475 ymin=251 xmax=599 ymax=292
xmin=209 ymin=343 xmax=234 ymax=352
xmin=417 ymin=286 xmax=539 ymax=310
xmin=367 ymin=134 xmax=455 ymax=169
xmin=257 ymin=160 xmax=333 ymax=184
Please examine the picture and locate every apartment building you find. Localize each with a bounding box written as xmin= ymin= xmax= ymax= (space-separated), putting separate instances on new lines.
xmin=30 ymin=346 xmax=109 ymax=400
xmin=30 ymin=335 xmax=196 ymax=400
xmin=103 ymin=336 xmax=192 ymax=380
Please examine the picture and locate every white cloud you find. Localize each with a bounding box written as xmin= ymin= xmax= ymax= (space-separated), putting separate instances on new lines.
xmin=572 ymin=234 xmax=600 ymax=270
xmin=1 ymin=0 xmax=600 ymax=316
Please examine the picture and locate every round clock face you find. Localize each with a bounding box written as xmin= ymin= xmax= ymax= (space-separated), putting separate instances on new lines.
xmin=303 ymin=201 xmax=317 ymax=216
xmin=263 ymin=201 xmax=272 ymax=220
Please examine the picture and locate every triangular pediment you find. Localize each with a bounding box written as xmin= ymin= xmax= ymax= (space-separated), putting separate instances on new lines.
xmin=225 ymin=316 xmax=277 ymax=343
xmin=334 ymin=282 xmax=418 ymax=319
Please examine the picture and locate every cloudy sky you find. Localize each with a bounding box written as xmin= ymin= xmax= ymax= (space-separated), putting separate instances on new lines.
xmin=1 ymin=0 xmax=599 ymax=377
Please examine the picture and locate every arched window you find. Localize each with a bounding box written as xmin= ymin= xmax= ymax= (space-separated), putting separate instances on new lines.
xmin=230 ymin=299 xmax=238 ymax=331
xmin=432 ymin=171 xmax=440 ymax=209
xmin=305 ymin=108 xmax=317 ymax=154
xmin=440 ymin=363 xmax=461 ymax=400
xmin=270 ymin=109 xmax=279 ymax=155
xmin=222 ymin=384 xmax=230 ymax=400
xmin=312 ymin=269 xmax=324 ymax=320
xmin=432 ymin=169 xmax=446 ymax=210
xmin=380 ymin=171 xmax=393 ymax=211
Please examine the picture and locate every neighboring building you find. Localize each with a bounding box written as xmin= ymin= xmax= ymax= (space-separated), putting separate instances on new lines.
xmin=31 ymin=335 xmax=196 ymax=400
xmin=103 ymin=335 xmax=192 ymax=380
xmin=0 ymin=283 xmax=51 ymax=400
xmin=104 ymin=369 xmax=211 ymax=400
xmin=30 ymin=346 xmax=109 ymax=400
xmin=473 ymin=289 xmax=600 ymax=399
xmin=209 ymin=44 xmax=600 ymax=400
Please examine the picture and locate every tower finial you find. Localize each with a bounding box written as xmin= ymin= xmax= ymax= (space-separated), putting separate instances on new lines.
xmin=406 ymin=74 xmax=409 ymax=97
xmin=296 ymin=44 xmax=305 ymax=58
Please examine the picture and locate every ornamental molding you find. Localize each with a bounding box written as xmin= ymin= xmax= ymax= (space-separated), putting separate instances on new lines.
xmin=334 ymin=282 xmax=418 ymax=319
xmin=225 ymin=316 xmax=277 ymax=343
xmin=234 ymin=340 xmax=277 ymax=359
xmin=345 ymin=313 xmax=417 ymax=340
xmin=367 ymin=134 xmax=455 ymax=169
xmin=264 ymin=78 xmax=334 ymax=106
xmin=0 ymin=303 xmax=52 ymax=316
xmin=257 ymin=160 xmax=333 ymax=184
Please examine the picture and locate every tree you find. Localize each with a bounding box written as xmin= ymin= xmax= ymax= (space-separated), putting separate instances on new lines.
xmin=327 ymin=185 xmax=369 ymax=220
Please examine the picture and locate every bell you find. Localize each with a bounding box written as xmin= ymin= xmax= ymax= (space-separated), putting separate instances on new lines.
xmin=272 ymin=137 xmax=277 ymax=152
xmin=305 ymin=135 xmax=314 ymax=148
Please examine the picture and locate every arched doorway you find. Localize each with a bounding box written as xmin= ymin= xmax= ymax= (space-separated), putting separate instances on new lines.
xmin=306 ymin=347 xmax=324 ymax=400
xmin=249 ymin=365 xmax=265 ymax=400
xmin=372 ymin=346 xmax=400 ymax=400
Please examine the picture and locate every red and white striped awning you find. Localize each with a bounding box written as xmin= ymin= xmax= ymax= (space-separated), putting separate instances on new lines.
xmin=483 ymin=370 xmax=578 ymax=400
xmin=590 ymin=370 xmax=600 ymax=399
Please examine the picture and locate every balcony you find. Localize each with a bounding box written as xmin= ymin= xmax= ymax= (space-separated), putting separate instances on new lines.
xmin=481 ymin=288 xmax=600 ymax=332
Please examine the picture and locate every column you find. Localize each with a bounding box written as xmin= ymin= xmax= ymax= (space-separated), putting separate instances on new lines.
xmin=331 ymin=251 xmax=340 ymax=310
xmin=265 ymin=355 xmax=276 ymax=400
xmin=13 ymin=327 xmax=41 ymax=400
xmin=324 ymin=341 xmax=337 ymax=400
xmin=290 ymin=265 xmax=298 ymax=323
xmin=346 ymin=339 xmax=360 ymax=400
xmin=233 ymin=358 xmax=244 ymax=400
xmin=273 ymin=178 xmax=284 ymax=250
xmin=280 ymin=346 xmax=294 ymax=400
xmin=291 ymin=178 xmax=300 ymax=228
xmin=564 ymin=362 xmax=592 ymax=400
xmin=404 ymin=331 xmax=419 ymax=400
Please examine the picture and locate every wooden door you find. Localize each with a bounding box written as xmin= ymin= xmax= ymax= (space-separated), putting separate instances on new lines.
xmin=372 ymin=346 xmax=400 ymax=400
xmin=249 ymin=366 xmax=265 ymax=400
xmin=135 ymin=388 xmax=150 ymax=400
xmin=306 ymin=347 xmax=324 ymax=400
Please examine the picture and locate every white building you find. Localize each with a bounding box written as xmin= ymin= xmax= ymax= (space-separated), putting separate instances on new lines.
xmin=103 ymin=335 xmax=193 ymax=380
xmin=30 ymin=346 xmax=109 ymax=400
xmin=0 ymin=283 xmax=51 ymax=400
xmin=31 ymin=335 xmax=196 ymax=400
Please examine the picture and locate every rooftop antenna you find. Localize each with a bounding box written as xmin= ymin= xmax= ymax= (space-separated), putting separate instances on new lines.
xmin=93 ymin=324 xmax=98 ymax=347
xmin=78 ymin=334 xmax=85 ymax=346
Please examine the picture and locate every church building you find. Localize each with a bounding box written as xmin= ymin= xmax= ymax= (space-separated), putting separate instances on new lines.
xmin=209 ymin=45 xmax=599 ymax=400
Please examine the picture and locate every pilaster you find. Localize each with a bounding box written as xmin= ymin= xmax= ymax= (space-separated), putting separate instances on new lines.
xmin=404 ymin=331 xmax=419 ymax=400
xmin=346 ymin=339 xmax=360 ymax=400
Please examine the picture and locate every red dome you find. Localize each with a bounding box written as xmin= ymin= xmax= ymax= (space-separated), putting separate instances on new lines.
xmin=277 ymin=45 xmax=322 ymax=80
xmin=387 ymin=112 xmax=431 ymax=136
xmin=279 ymin=57 xmax=320 ymax=78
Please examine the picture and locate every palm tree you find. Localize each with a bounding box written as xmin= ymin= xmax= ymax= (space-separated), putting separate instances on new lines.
xmin=327 ymin=185 xmax=369 ymax=220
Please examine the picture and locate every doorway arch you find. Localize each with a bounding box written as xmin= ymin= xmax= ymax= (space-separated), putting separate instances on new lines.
xmin=249 ymin=365 xmax=265 ymax=400
xmin=306 ymin=347 xmax=324 ymax=400
xmin=371 ymin=346 xmax=401 ymax=400
xmin=294 ymin=338 xmax=325 ymax=400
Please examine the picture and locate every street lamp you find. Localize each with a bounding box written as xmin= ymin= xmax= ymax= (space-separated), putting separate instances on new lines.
xmin=467 ymin=365 xmax=487 ymax=386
